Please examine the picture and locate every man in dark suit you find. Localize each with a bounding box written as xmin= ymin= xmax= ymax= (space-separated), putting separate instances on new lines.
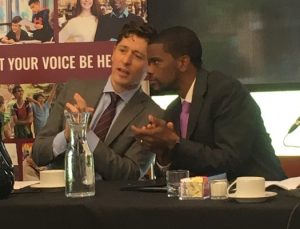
xmin=32 ymin=22 xmax=163 ymax=180
xmin=132 ymin=26 xmax=286 ymax=181
xmin=94 ymin=0 xmax=144 ymax=41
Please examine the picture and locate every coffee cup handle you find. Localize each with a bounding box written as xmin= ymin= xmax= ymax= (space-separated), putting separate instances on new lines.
xmin=227 ymin=180 xmax=237 ymax=196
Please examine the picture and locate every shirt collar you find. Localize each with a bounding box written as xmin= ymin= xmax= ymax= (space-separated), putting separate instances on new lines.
xmin=110 ymin=8 xmax=129 ymax=18
xmin=181 ymin=78 xmax=196 ymax=103
xmin=103 ymin=76 xmax=140 ymax=103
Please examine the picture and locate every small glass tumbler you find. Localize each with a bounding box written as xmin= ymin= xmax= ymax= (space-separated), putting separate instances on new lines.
xmin=166 ymin=170 xmax=189 ymax=197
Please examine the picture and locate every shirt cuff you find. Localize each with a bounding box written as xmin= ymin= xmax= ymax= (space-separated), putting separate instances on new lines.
xmin=53 ymin=131 xmax=67 ymax=157
xmin=156 ymin=161 xmax=172 ymax=173
xmin=87 ymin=129 xmax=100 ymax=153
xmin=53 ymin=129 xmax=100 ymax=157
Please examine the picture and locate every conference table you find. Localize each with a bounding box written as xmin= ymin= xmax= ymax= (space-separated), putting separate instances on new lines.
xmin=1 ymin=181 xmax=300 ymax=229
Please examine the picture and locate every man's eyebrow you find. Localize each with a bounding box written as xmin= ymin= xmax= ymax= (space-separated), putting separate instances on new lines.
xmin=148 ymin=57 xmax=162 ymax=61
xmin=117 ymin=44 xmax=146 ymax=58
xmin=133 ymin=50 xmax=145 ymax=57
xmin=117 ymin=44 xmax=127 ymax=49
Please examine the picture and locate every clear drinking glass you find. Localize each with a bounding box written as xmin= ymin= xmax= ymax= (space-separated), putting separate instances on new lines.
xmin=166 ymin=170 xmax=189 ymax=197
xmin=64 ymin=111 xmax=95 ymax=198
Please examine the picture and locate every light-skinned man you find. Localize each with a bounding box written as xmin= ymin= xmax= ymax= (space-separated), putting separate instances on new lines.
xmin=32 ymin=22 xmax=163 ymax=180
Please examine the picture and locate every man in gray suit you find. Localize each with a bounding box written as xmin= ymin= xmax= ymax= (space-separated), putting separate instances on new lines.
xmin=32 ymin=22 xmax=163 ymax=180
xmin=132 ymin=26 xmax=286 ymax=181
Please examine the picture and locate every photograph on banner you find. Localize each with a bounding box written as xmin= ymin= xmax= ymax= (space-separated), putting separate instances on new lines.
xmin=0 ymin=0 xmax=54 ymax=45
xmin=0 ymin=83 xmax=62 ymax=140
xmin=58 ymin=0 xmax=147 ymax=43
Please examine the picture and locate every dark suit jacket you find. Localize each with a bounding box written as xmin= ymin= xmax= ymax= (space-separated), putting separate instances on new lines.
xmin=94 ymin=13 xmax=144 ymax=41
xmin=165 ymin=69 xmax=286 ymax=181
xmin=32 ymin=79 xmax=163 ymax=180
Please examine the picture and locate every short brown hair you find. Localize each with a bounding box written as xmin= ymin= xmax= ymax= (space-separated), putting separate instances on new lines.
xmin=12 ymin=16 xmax=22 ymax=24
xmin=28 ymin=0 xmax=40 ymax=6
xmin=116 ymin=21 xmax=157 ymax=45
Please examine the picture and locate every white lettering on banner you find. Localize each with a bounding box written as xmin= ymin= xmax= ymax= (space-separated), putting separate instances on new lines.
xmin=0 ymin=58 xmax=4 ymax=71
xmin=8 ymin=57 xmax=39 ymax=71
xmin=97 ymin=54 xmax=111 ymax=68
xmin=79 ymin=55 xmax=93 ymax=69
xmin=42 ymin=56 xmax=76 ymax=70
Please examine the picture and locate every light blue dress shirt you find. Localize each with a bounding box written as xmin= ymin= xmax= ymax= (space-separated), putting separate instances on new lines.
xmin=52 ymin=77 xmax=140 ymax=157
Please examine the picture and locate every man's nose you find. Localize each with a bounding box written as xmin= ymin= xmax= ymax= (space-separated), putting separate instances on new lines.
xmin=147 ymin=63 xmax=155 ymax=74
xmin=122 ymin=53 xmax=133 ymax=65
xmin=144 ymin=72 xmax=152 ymax=81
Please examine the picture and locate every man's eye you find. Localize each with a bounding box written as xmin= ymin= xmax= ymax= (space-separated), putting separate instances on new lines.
xmin=135 ymin=54 xmax=144 ymax=60
xmin=150 ymin=60 xmax=160 ymax=65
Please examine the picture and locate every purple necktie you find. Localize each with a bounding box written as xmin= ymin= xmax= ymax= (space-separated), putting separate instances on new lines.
xmin=94 ymin=92 xmax=120 ymax=142
xmin=180 ymin=101 xmax=191 ymax=139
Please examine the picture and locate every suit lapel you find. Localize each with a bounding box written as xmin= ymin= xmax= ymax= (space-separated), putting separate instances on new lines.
xmin=105 ymin=89 xmax=146 ymax=145
xmin=83 ymin=79 xmax=106 ymax=109
xmin=187 ymin=69 xmax=208 ymax=139
xmin=169 ymin=98 xmax=182 ymax=134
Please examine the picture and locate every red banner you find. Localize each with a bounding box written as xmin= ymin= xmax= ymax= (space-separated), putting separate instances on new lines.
xmin=0 ymin=42 xmax=114 ymax=84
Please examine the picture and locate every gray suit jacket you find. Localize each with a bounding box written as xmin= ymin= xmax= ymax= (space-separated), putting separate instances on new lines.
xmin=32 ymin=79 xmax=163 ymax=180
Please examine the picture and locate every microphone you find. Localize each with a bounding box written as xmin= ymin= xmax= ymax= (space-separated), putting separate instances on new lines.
xmin=288 ymin=116 xmax=300 ymax=134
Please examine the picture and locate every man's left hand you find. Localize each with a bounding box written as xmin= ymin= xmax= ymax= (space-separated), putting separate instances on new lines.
xmin=131 ymin=115 xmax=180 ymax=165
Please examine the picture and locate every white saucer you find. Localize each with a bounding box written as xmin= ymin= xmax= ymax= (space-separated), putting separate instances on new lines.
xmin=30 ymin=183 xmax=65 ymax=189
xmin=228 ymin=191 xmax=277 ymax=203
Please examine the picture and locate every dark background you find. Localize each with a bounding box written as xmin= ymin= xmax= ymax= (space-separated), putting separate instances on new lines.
xmin=148 ymin=0 xmax=300 ymax=91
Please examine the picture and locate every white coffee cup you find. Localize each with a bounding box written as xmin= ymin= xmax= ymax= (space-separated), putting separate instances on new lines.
xmin=39 ymin=170 xmax=65 ymax=187
xmin=227 ymin=176 xmax=265 ymax=198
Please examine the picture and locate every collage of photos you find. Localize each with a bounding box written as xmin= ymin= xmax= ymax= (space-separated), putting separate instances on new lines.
xmin=0 ymin=0 xmax=54 ymax=44
xmin=0 ymin=0 xmax=148 ymax=180
xmin=0 ymin=0 xmax=147 ymax=44
xmin=0 ymin=82 xmax=64 ymax=180
xmin=0 ymin=0 xmax=148 ymax=141
xmin=0 ymin=83 xmax=62 ymax=140
xmin=58 ymin=0 xmax=147 ymax=42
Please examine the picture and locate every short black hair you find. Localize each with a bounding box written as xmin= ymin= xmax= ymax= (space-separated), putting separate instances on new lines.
xmin=12 ymin=85 xmax=22 ymax=94
xmin=33 ymin=93 xmax=44 ymax=101
xmin=28 ymin=0 xmax=40 ymax=6
xmin=11 ymin=16 xmax=22 ymax=24
xmin=150 ymin=26 xmax=202 ymax=70
xmin=116 ymin=21 xmax=157 ymax=45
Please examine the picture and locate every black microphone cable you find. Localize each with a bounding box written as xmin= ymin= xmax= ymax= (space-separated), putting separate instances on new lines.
xmin=286 ymin=200 xmax=300 ymax=229
xmin=283 ymin=133 xmax=300 ymax=148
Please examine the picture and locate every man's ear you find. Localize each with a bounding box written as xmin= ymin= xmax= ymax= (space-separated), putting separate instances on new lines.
xmin=176 ymin=55 xmax=191 ymax=72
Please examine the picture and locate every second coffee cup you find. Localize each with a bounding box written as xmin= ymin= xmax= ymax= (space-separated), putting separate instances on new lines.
xmin=227 ymin=176 xmax=265 ymax=198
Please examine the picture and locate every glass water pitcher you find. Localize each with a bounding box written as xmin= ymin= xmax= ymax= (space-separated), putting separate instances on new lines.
xmin=64 ymin=111 xmax=95 ymax=198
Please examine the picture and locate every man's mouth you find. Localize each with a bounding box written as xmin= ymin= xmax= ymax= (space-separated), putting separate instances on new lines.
xmin=148 ymin=79 xmax=159 ymax=85
xmin=117 ymin=67 xmax=130 ymax=76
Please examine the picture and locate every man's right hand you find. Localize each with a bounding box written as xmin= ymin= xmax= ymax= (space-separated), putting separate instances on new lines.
xmin=65 ymin=93 xmax=94 ymax=113
xmin=64 ymin=93 xmax=94 ymax=142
